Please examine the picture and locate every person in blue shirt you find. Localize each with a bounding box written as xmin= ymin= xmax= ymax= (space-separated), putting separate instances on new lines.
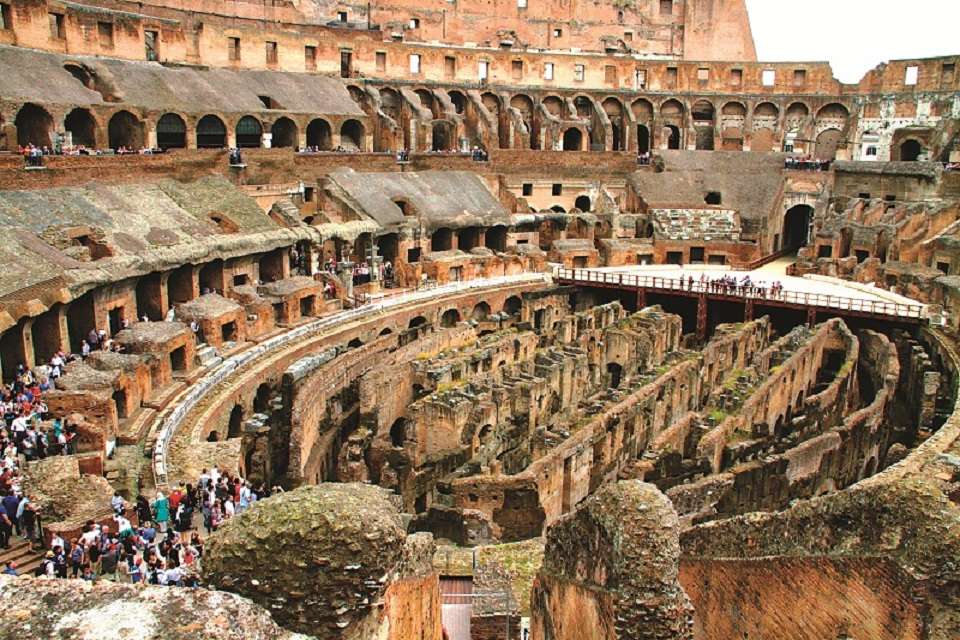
xmin=2 ymin=561 xmax=15 ymax=576
xmin=1 ymin=493 xmax=19 ymax=537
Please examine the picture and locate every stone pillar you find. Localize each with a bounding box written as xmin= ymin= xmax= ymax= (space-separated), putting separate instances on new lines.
xmin=227 ymin=131 xmax=237 ymax=148
xmin=147 ymin=125 xmax=158 ymax=149
xmin=262 ymin=132 xmax=273 ymax=149
xmin=21 ymin=320 xmax=36 ymax=370
xmin=338 ymin=261 xmax=355 ymax=300
xmin=55 ymin=305 xmax=71 ymax=354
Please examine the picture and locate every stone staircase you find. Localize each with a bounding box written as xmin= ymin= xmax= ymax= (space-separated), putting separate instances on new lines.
xmin=195 ymin=343 xmax=223 ymax=369
xmin=0 ymin=537 xmax=43 ymax=576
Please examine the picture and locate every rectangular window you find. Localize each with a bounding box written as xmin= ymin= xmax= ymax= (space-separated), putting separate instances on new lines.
xmin=409 ymin=17 xmax=420 ymax=29
xmin=553 ymin=28 xmax=562 ymax=38
xmin=623 ymin=31 xmax=633 ymax=42
xmin=517 ymin=0 xmax=527 ymax=7
xmin=0 ymin=4 xmax=12 ymax=30
xmin=666 ymin=66 xmax=678 ymax=87
xmin=551 ymin=183 xmax=562 ymax=196
xmin=793 ymin=69 xmax=807 ymax=86
xmin=943 ymin=62 xmax=956 ymax=84
xmin=337 ymin=10 xmax=348 ymax=22
xmin=905 ymin=65 xmax=919 ymax=85
xmin=144 ymin=30 xmax=159 ymax=61
xmin=479 ymin=60 xmax=489 ymax=80
xmin=761 ymin=69 xmax=776 ymax=86
xmin=376 ymin=51 xmax=387 ymax=72
xmin=574 ymin=64 xmax=585 ymax=82
xmin=660 ymin=0 xmax=673 ymax=15
xmin=634 ymin=69 xmax=646 ymax=89
xmin=305 ymin=45 xmax=317 ymax=70
xmin=697 ymin=67 xmax=709 ymax=82
xmin=49 ymin=13 xmax=65 ymax=40
xmin=98 ymin=21 xmax=114 ymax=49
xmin=512 ymin=60 xmax=523 ymax=80
xmin=544 ymin=62 xmax=554 ymax=80
xmin=266 ymin=41 xmax=278 ymax=65
xmin=228 ymin=37 xmax=241 ymax=61
xmin=730 ymin=68 xmax=743 ymax=86
xmin=340 ymin=49 xmax=352 ymax=78
xmin=444 ymin=55 xmax=456 ymax=79
xmin=522 ymin=183 xmax=533 ymax=196
xmin=409 ymin=53 xmax=421 ymax=74
xmin=605 ymin=65 xmax=617 ymax=85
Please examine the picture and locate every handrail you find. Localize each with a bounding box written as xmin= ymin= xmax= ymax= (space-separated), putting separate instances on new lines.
xmin=554 ymin=267 xmax=927 ymax=320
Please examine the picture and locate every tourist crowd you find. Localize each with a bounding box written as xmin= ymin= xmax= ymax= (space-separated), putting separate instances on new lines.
xmin=676 ymin=274 xmax=786 ymax=299
xmin=19 ymin=143 xmax=163 ymax=166
xmin=785 ymin=156 xmax=831 ymax=171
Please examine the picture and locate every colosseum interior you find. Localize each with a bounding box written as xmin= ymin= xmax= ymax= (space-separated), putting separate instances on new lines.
xmin=0 ymin=0 xmax=959 ymax=638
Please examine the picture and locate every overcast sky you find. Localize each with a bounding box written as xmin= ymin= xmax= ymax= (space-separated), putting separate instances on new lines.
xmin=745 ymin=0 xmax=960 ymax=83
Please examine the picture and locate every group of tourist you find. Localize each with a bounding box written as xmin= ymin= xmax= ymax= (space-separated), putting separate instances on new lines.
xmin=785 ymin=156 xmax=831 ymax=171
xmin=19 ymin=143 xmax=163 ymax=166
xmin=322 ymin=258 xmax=395 ymax=286
xmin=637 ymin=151 xmax=653 ymax=165
xmin=680 ymin=273 xmax=786 ymax=298
xmin=469 ymin=146 xmax=489 ymax=161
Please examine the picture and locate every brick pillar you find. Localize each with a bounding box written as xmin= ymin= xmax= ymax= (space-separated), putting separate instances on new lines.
xmin=696 ymin=294 xmax=708 ymax=342
xmin=744 ymin=298 xmax=754 ymax=322
xmin=21 ymin=320 xmax=36 ymax=370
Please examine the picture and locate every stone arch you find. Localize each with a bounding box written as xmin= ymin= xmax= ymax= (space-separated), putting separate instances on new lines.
xmin=722 ymin=101 xmax=747 ymax=117
xmin=448 ymin=90 xmax=467 ymax=115
xmin=415 ymin=88 xmax=437 ymax=117
xmin=660 ymin=99 xmax=684 ymax=120
xmin=815 ymin=128 xmax=843 ymax=161
xmin=408 ymin=315 xmax=428 ymax=329
xmin=390 ymin=418 xmax=406 ymax=447
xmin=575 ymin=195 xmax=592 ymax=212
xmin=636 ymin=125 xmax=651 ymax=153
xmin=603 ymin=97 xmax=625 ymax=151
xmin=503 ymin=295 xmax=522 ymax=315
xmin=340 ymin=119 xmax=365 ymax=150
xmin=786 ymin=102 xmax=810 ymax=119
xmin=471 ymin=301 xmax=491 ymax=320
xmin=254 ymin=382 xmax=272 ymax=413
xmin=783 ymin=204 xmax=813 ymax=250
xmin=754 ymin=101 xmax=780 ymax=122
xmin=441 ymin=308 xmax=461 ymax=327
xmin=562 ymin=127 xmax=583 ymax=151
xmin=64 ymin=108 xmax=97 ymax=148
xmin=379 ymin=87 xmax=402 ymax=120
xmin=816 ymin=102 xmax=849 ymax=120
xmin=665 ymin=125 xmax=681 ymax=149
xmin=691 ymin=100 xmax=715 ymax=123
xmin=306 ymin=118 xmax=332 ymax=150
xmin=156 ymin=113 xmax=186 ymax=150
xmin=899 ymin=139 xmax=924 ymax=161
xmin=196 ymin=114 xmax=226 ymax=148
xmin=573 ymin=96 xmax=593 ymax=119
xmin=631 ymin=98 xmax=654 ymax=122
xmin=15 ymin=103 xmax=55 ymax=147
xmin=542 ymin=95 xmax=564 ymax=117
xmin=510 ymin=94 xmax=534 ymax=121
xmin=431 ymin=120 xmax=454 ymax=151
xmin=236 ymin=115 xmax=263 ymax=148
xmin=271 ymin=117 xmax=298 ymax=148
xmin=481 ymin=92 xmax=501 ymax=114
xmin=228 ymin=405 xmax=244 ymax=439
xmin=108 ymin=110 xmax=144 ymax=150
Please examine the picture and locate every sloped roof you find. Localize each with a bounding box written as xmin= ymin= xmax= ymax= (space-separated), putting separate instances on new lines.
xmin=0 ymin=45 xmax=364 ymax=117
xmin=325 ymin=169 xmax=511 ymax=231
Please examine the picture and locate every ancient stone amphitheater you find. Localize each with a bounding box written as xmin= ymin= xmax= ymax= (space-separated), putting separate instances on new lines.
xmin=1 ymin=0 xmax=959 ymax=638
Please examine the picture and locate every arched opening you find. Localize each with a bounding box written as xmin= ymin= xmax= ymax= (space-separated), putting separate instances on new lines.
xmin=270 ymin=117 xmax=297 ymax=148
xmin=207 ymin=431 xmax=219 ymax=442
xmin=607 ymin=362 xmax=623 ymax=388
xmin=457 ymin=227 xmax=482 ymax=251
xmin=254 ymin=383 xmax=272 ymax=413
xmin=573 ymin=96 xmax=592 ymax=119
xmin=236 ymin=116 xmax=263 ymax=148
xmin=503 ymin=296 xmax=522 ymax=316
xmin=431 ymin=121 xmax=453 ymax=151
xmin=431 ymin=227 xmax=453 ymax=252
xmin=441 ymin=308 xmax=461 ymax=328
xmin=15 ymin=103 xmax=55 ymax=148
xmin=196 ymin=115 xmax=226 ymax=148
xmin=692 ymin=100 xmax=715 ymax=123
xmin=64 ymin=108 xmax=97 ymax=148
xmin=603 ymin=97 xmax=624 ymax=151
xmin=471 ymin=302 xmax=491 ymax=321
xmin=340 ymin=119 xmax=365 ymax=150
xmin=900 ymin=139 xmax=923 ymax=161
xmin=485 ymin=225 xmax=508 ymax=252
xmin=156 ymin=113 xmax=186 ymax=150
xmin=408 ymin=315 xmax=427 ymax=329
xmin=574 ymin=195 xmax=592 ymax=212
xmin=542 ymin=96 xmax=564 ymax=118
xmin=378 ymin=232 xmax=399 ymax=264
xmin=550 ymin=205 xmax=566 ymax=213
xmin=108 ymin=110 xmax=144 ymax=150
xmin=390 ymin=418 xmax=406 ymax=447
xmin=562 ymin=128 xmax=583 ymax=151
xmin=347 ymin=337 xmax=363 ymax=349
xmin=783 ymin=205 xmax=813 ymax=252
xmin=448 ymin=90 xmax=467 ymax=115
xmin=815 ymin=128 xmax=843 ymax=161
xmin=666 ymin=125 xmax=681 ymax=150
xmin=636 ymin=125 xmax=650 ymax=153
xmin=228 ymin=405 xmax=244 ymax=439
xmin=306 ymin=118 xmax=332 ymax=150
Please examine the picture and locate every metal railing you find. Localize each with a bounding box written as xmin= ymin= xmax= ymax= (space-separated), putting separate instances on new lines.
xmin=555 ymin=267 xmax=927 ymax=320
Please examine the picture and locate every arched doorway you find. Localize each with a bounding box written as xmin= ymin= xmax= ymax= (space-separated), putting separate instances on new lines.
xmin=441 ymin=308 xmax=461 ymax=327
xmin=471 ymin=302 xmax=491 ymax=321
xmin=254 ymin=383 xmax=272 ymax=413
xmin=227 ymin=405 xmax=244 ymax=439
xmin=432 ymin=121 xmax=453 ymax=151
xmin=196 ymin=115 xmax=226 ymax=148
xmin=156 ymin=113 xmax=186 ymax=150
xmin=306 ymin=118 xmax=332 ymax=150
xmin=271 ymin=117 xmax=297 ymax=148
xmin=236 ymin=116 xmax=263 ymax=148
xmin=108 ymin=111 xmax=144 ymax=150
xmin=562 ymin=128 xmax=582 ymax=151
xmin=783 ymin=205 xmax=813 ymax=251
xmin=637 ymin=125 xmax=650 ymax=153
xmin=340 ymin=119 xmax=365 ymax=150
xmin=64 ymin=108 xmax=97 ymax=148
xmin=503 ymin=296 xmax=522 ymax=315
xmin=574 ymin=195 xmax=592 ymax=212
xmin=15 ymin=103 xmax=55 ymax=147
xmin=900 ymin=139 xmax=923 ymax=161
xmin=666 ymin=125 xmax=681 ymax=149
xmin=815 ymin=129 xmax=842 ymax=161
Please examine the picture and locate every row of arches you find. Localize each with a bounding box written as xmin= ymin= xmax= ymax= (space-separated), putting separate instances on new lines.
xmin=10 ymin=102 xmax=365 ymax=151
